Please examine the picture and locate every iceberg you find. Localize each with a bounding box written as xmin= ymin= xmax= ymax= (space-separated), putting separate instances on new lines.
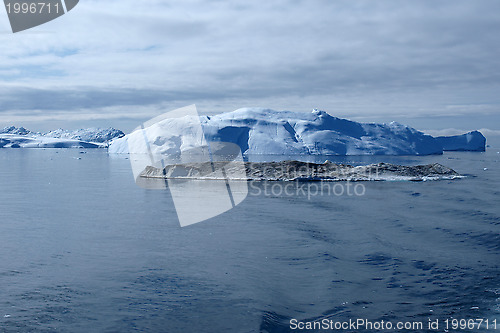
xmin=0 ymin=126 xmax=124 ymax=148
xmin=109 ymin=108 xmax=443 ymax=156
xmin=436 ymin=131 xmax=486 ymax=152
xmin=0 ymin=134 xmax=101 ymax=148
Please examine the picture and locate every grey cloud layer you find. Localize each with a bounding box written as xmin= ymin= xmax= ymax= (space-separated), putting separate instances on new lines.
xmin=1 ymin=0 xmax=500 ymax=125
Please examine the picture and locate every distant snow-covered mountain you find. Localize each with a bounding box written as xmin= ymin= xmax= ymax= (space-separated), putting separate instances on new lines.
xmin=43 ymin=128 xmax=125 ymax=143
xmin=0 ymin=126 xmax=124 ymax=148
xmin=109 ymin=108 xmax=449 ymax=156
xmin=0 ymin=126 xmax=32 ymax=136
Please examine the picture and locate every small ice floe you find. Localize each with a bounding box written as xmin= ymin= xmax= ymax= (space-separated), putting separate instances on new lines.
xmin=484 ymin=168 xmax=488 ymax=171
xmin=4 ymin=314 xmax=11 ymax=318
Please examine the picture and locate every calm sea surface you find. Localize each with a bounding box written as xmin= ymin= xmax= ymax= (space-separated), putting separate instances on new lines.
xmin=0 ymin=148 xmax=499 ymax=332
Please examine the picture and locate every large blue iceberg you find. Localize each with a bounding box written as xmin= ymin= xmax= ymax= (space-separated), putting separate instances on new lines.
xmin=109 ymin=108 xmax=446 ymax=156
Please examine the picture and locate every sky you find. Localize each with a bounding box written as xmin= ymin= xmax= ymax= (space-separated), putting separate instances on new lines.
xmin=1 ymin=0 xmax=500 ymax=136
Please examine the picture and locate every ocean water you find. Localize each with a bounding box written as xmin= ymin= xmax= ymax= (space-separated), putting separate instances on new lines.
xmin=0 ymin=148 xmax=499 ymax=332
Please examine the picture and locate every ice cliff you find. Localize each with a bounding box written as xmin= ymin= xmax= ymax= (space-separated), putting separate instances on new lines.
xmin=109 ymin=108 xmax=444 ymax=156
xmin=436 ymin=131 xmax=486 ymax=152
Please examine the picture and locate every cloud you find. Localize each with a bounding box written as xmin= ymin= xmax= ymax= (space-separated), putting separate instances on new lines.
xmin=1 ymin=0 xmax=500 ymax=128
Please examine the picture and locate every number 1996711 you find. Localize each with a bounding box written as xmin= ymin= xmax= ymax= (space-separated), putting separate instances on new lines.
xmin=6 ymin=2 xmax=60 ymax=14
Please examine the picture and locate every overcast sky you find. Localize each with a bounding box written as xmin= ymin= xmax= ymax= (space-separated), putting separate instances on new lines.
xmin=1 ymin=0 xmax=500 ymax=134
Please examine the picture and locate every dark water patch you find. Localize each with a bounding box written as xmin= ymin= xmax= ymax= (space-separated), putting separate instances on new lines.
xmin=359 ymin=253 xmax=403 ymax=269
xmin=466 ymin=232 xmax=500 ymax=251
xmin=412 ymin=260 xmax=436 ymax=271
